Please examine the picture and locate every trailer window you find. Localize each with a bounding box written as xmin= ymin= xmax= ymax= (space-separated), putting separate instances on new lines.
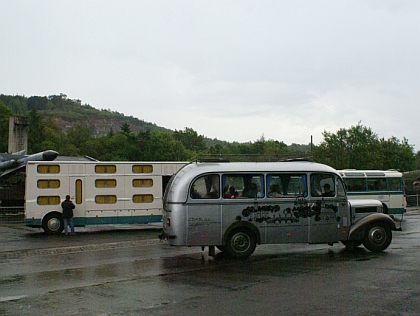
xmin=133 ymin=194 xmax=154 ymax=203
xmin=133 ymin=179 xmax=153 ymax=187
xmin=37 ymin=196 xmax=61 ymax=205
xmin=95 ymin=179 xmax=117 ymax=188
xmin=95 ymin=165 xmax=116 ymax=173
xmin=132 ymin=165 xmax=153 ymax=173
xmin=37 ymin=165 xmax=60 ymax=174
xmin=37 ymin=180 xmax=60 ymax=189
xmin=95 ymin=195 xmax=117 ymax=204
xmin=75 ymin=179 xmax=83 ymax=204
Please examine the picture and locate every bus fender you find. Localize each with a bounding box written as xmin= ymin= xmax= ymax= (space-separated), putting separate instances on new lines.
xmin=222 ymin=221 xmax=261 ymax=246
xmin=348 ymin=213 xmax=398 ymax=241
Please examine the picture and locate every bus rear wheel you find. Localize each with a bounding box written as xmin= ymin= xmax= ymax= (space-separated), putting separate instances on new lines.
xmin=362 ymin=222 xmax=392 ymax=252
xmin=225 ymin=228 xmax=256 ymax=259
xmin=42 ymin=213 xmax=64 ymax=234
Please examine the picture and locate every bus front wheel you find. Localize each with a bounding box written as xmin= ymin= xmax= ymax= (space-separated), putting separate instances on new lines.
xmin=225 ymin=228 xmax=256 ymax=259
xmin=362 ymin=222 xmax=392 ymax=252
xmin=42 ymin=213 xmax=64 ymax=234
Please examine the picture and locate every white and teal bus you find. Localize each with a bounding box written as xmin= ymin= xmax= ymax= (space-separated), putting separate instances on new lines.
xmin=163 ymin=161 xmax=400 ymax=258
xmin=338 ymin=170 xmax=406 ymax=215
xmin=24 ymin=161 xmax=186 ymax=234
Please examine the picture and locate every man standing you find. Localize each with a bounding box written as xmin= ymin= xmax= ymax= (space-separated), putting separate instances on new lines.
xmin=61 ymin=195 xmax=75 ymax=235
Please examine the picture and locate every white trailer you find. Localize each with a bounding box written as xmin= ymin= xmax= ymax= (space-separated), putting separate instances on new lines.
xmin=24 ymin=161 xmax=186 ymax=233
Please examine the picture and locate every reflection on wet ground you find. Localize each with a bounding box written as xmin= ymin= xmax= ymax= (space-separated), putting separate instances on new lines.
xmin=0 ymin=210 xmax=419 ymax=315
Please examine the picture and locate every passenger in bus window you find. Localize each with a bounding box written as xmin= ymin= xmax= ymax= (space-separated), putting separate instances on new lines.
xmin=223 ymin=186 xmax=237 ymax=198
xmin=242 ymin=183 xmax=263 ymax=198
xmin=322 ymin=183 xmax=334 ymax=197
xmin=268 ymin=184 xmax=281 ymax=197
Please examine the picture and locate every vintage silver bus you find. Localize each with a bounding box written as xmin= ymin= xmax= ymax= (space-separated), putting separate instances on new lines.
xmin=162 ymin=161 xmax=400 ymax=258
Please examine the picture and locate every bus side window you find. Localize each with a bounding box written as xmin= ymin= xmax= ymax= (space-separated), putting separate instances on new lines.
xmin=267 ymin=174 xmax=307 ymax=198
xmin=337 ymin=179 xmax=346 ymax=197
xmin=345 ymin=178 xmax=365 ymax=191
xmin=240 ymin=175 xmax=264 ymax=198
xmin=310 ymin=173 xmax=335 ymax=197
xmin=388 ymin=178 xmax=403 ymax=191
xmin=190 ymin=174 xmax=220 ymax=199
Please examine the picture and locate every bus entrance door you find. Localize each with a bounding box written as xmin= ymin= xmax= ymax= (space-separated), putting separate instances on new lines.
xmin=308 ymin=201 xmax=340 ymax=244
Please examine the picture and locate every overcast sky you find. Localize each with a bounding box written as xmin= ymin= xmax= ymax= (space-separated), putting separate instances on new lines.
xmin=1 ymin=0 xmax=419 ymax=150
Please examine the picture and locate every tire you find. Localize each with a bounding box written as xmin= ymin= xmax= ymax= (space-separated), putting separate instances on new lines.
xmin=42 ymin=213 xmax=64 ymax=234
xmin=225 ymin=228 xmax=256 ymax=259
xmin=362 ymin=222 xmax=392 ymax=252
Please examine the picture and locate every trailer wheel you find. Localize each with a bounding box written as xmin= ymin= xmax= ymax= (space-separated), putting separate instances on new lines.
xmin=225 ymin=228 xmax=256 ymax=258
xmin=362 ymin=222 xmax=392 ymax=252
xmin=42 ymin=213 xmax=64 ymax=234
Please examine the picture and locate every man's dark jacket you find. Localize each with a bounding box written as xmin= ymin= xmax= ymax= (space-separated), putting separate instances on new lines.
xmin=61 ymin=200 xmax=75 ymax=219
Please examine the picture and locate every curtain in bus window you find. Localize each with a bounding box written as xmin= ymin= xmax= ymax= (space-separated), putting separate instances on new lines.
xmin=240 ymin=174 xmax=264 ymax=198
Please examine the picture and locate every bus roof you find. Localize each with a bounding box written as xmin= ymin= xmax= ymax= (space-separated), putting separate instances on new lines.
xmin=176 ymin=161 xmax=339 ymax=180
xmin=166 ymin=161 xmax=340 ymax=203
xmin=338 ymin=170 xmax=402 ymax=177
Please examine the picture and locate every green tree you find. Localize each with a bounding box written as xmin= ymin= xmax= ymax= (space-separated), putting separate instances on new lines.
xmin=0 ymin=101 xmax=13 ymax=152
xmin=173 ymin=127 xmax=206 ymax=152
xmin=28 ymin=109 xmax=46 ymax=153
xmin=120 ymin=122 xmax=131 ymax=134
xmin=379 ymin=137 xmax=415 ymax=171
xmin=147 ymin=130 xmax=188 ymax=161
xmin=65 ymin=124 xmax=94 ymax=156
xmin=314 ymin=122 xmax=415 ymax=171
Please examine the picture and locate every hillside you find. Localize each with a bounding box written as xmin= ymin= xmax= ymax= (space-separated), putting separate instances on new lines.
xmin=0 ymin=93 xmax=234 ymax=147
xmin=0 ymin=93 xmax=176 ymax=134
